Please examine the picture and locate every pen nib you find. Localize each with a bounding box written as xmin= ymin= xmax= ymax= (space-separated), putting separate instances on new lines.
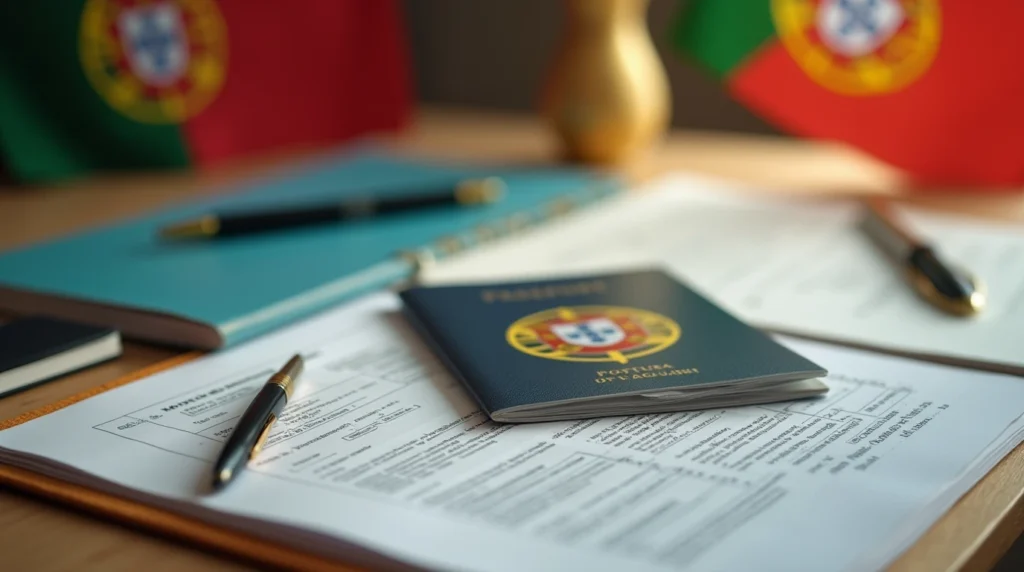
xmin=211 ymin=467 xmax=233 ymax=491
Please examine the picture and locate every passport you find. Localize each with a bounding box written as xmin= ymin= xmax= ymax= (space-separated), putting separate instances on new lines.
xmin=400 ymin=269 xmax=828 ymax=422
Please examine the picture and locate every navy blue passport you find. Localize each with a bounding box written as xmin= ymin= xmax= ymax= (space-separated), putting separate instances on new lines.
xmin=400 ymin=269 xmax=828 ymax=422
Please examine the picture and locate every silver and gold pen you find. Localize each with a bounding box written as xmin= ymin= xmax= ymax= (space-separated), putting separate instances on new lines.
xmin=859 ymin=199 xmax=985 ymax=317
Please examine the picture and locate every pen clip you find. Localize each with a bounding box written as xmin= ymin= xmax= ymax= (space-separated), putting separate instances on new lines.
xmin=249 ymin=414 xmax=276 ymax=461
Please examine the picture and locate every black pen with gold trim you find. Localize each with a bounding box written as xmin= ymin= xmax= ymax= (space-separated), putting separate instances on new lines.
xmin=160 ymin=177 xmax=506 ymax=240
xmin=211 ymin=354 xmax=305 ymax=491
xmin=859 ymin=198 xmax=986 ymax=317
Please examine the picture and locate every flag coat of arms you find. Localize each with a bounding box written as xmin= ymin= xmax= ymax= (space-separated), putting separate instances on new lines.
xmin=550 ymin=317 xmax=628 ymax=348
xmin=673 ymin=0 xmax=1024 ymax=187
xmin=0 ymin=0 xmax=411 ymax=182
xmin=117 ymin=3 xmax=191 ymax=88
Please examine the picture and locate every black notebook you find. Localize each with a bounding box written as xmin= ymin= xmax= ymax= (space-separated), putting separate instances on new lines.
xmin=0 ymin=317 xmax=121 ymax=397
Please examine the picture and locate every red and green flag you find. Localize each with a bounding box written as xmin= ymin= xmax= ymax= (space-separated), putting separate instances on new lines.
xmin=673 ymin=0 xmax=1024 ymax=188
xmin=0 ymin=0 xmax=411 ymax=183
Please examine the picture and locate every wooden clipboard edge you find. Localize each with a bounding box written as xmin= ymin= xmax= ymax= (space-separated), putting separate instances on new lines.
xmin=0 ymin=352 xmax=201 ymax=430
xmin=0 ymin=464 xmax=353 ymax=571
xmin=0 ymin=353 xmax=359 ymax=571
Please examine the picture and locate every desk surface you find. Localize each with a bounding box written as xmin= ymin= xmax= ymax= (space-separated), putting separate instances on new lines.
xmin=1 ymin=107 xmax=1023 ymax=571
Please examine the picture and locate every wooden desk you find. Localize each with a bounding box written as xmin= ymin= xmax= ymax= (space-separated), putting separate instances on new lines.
xmin=1 ymin=107 xmax=1023 ymax=571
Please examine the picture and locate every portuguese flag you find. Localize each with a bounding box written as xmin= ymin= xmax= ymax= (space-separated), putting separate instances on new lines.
xmin=673 ymin=1 xmax=1024 ymax=188
xmin=0 ymin=0 xmax=411 ymax=183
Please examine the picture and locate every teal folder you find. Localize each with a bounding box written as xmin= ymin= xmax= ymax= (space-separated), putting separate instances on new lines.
xmin=0 ymin=151 xmax=619 ymax=349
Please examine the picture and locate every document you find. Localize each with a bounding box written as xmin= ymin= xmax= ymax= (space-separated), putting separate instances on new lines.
xmin=425 ymin=174 xmax=1024 ymax=373
xmin=2 ymin=292 xmax=1024 ymax=571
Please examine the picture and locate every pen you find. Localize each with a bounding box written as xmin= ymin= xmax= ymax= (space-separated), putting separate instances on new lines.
xmin=159 ymin=177 xmax=506 ymax=240
xmin=858 ymin=199 xmax=985 ymax=317
xmin=211 ymin=354 xmax=305 ymax=491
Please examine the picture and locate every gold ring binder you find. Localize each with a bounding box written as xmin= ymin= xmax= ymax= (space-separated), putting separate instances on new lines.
xmin=396 ymin=248 xmax=437 ymax=283
xmin=434 ymin=235 xmax=465 ymax=255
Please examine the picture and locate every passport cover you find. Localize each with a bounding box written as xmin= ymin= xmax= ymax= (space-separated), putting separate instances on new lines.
xmin=0 ymin=150 xmax=619 ymax=349
xmin=400 ymin=270 xmax=827 ymax=422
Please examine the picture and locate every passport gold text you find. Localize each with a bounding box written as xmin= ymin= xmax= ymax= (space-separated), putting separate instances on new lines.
xmin=594 ymin=363 xmax=699 ymax=384
xmin=481 ymin=280 xmax=606 ymax=303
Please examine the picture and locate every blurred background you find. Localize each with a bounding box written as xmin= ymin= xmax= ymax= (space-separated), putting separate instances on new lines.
xmin=404 ymin=0 xmax=775 ymax=134
xmin=4 ymin=0 xmax=1020 ymax=188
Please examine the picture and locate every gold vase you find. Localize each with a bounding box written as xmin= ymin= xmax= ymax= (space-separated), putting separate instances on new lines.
xmin=540 ymin=0 xmax=671 ymax=164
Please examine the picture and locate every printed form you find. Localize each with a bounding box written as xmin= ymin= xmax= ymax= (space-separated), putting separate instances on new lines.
xmin=2 ymin=293 xmax=1023 ymax=572
xmin=425 ymin=174 xmax=1024 ymax=373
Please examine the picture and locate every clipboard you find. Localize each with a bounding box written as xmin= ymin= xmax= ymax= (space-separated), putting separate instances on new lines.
xmin=0 ymin=353 xmax=361 ymax=571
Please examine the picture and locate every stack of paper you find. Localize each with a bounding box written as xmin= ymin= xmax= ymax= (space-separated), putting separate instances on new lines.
xmin=2 ymin=292 xmax=1023 ymax=571
xmin=425 ymin=174 xmax=1024 ymax=374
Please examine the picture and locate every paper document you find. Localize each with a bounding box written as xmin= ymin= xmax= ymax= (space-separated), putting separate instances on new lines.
xmin=425 ymin=174 xmax=1024 ymax=373
xmin=1 ymin=292 xmax=1023 ymax=571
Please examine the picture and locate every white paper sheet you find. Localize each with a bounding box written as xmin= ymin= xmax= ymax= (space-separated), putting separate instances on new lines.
xmin=424 ymin=175 xmax=1024 ymax=372
xmin=2 ymin=292 xmax=1023 ymax=572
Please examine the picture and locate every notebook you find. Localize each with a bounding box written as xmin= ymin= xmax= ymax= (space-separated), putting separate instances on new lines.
xmin=0 ymin=317 xmax=121 ymax=398
xmin=399 ymin=270 xmax=828 ymax=422
xmin=0 ymin=151 xmax=619 ymax=349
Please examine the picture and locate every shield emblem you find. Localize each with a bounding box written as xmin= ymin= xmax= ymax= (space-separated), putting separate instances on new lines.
xmin=118 ymin=3 xmax=189 ymax=86
xmin=817 ymin=0 xmax=904 ymax=57
xmin=550 ymin=318 xmax=626 ymax=348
